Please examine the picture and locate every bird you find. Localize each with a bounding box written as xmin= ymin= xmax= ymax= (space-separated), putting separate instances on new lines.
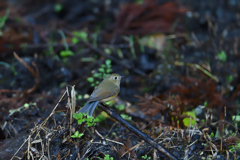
xmin=78 ymin=73 xmax=123 ymax=116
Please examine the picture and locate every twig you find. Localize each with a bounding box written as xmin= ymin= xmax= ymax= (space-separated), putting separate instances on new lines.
xmin=13 ymin=52 xmax=39 ymax=95
xmin=95 ymin=130 xmax=124 ymax=146
xmin=98 ymin=103 xmax=179 ymax=160
xmin=11 ymin=89 xmax=68 ymax=160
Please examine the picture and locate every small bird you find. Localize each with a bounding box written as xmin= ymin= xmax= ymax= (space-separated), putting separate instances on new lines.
xmin=78 ymin=73 xmax=123 ymax=116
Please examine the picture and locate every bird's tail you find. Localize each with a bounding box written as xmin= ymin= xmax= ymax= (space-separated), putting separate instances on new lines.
xmin=77 ymin=101 xmax=99 ymax=116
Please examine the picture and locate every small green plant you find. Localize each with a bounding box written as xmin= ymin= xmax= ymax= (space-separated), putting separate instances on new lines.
xmin=182 ymin=111 xmax=197 ymax=127
xmin=9 ymin=102 xmax=36 ymax=116
xmin=72 ymin=31 xmax=88 ymax=44
xmin=60 ymin=50 xmax=74 ymax=57
xmin=71 ymin=112 xmax=100 ymax=138
xmin=115 ymin=104 xmax=125 ymax=111
xmin=226 ymin=75 xmax=233 ymax=83
xmin=232 ymin=114 xmax=240 ymax=127
xmin=204 ymin=101 xmax=208 ymax=106
xmin=104 ymin=154 xmax=113 ymax=160
xmin=217 ymin=50 xmax=227 ymax=62
xmin=120 ymin=114 xmax=132 ymax=122
xmin=71 ymin=131 xmax=84 ymax=138
xmin=128 ymin=35 xmax=136 ymax=59
xmin=73 ymin=112 xmax=100 ymax=127
xmin=209 ymin=132 xmax=214 ymax=138
xmin=59 ymin=30 xmax=74 ymax=58
xmin=117 ymin=49 xmax=124 ymax=58
xmin=229 ymin=140 xmax=240 ymax=152
xmin=0 ymin=8 xmax=10 ymax=33
xmin=87 ymin=59 xmax=112 ymax=87
xmin=54 ymin=3 xmax=63 ymax=13
xmin=92 ymin=24 xmax=102 ymax=47
xmin=142 ymin=155 xmax=151 ymax=160
xmin=46 ymin=32 xmax=55 ymax=56
xmin=135 ymin=0 xmax=144 ymax=5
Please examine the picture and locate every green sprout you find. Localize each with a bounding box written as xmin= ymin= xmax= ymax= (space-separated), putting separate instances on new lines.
xmin=9 ymin=102 xmax=36 ymax=116
xmin=71 ymin=112 xmax=100 ymax=138
xmin=120 ymin=114 xmax=132 ymax=122
xmin=129 ymin=35 xmax=136 ymax=59
xmin=115 ymin=104 xmax=125 ymax=111
xmin=182 ymin=111 xmax=197 ymax=127
xmin=60 ymin=50 xmax=74 ymax=57
xmin=104 ymin=154 xmax=113 ymax=160
xmin=142 ymin=155 xmax=151 ymax=160
xmin=209 ymin=132 xmax=214 ymax=138
xmin=226 ymin=75 xmax=233 ymax=83
xmin=72 ymin=30 xmax=88 ymax=43
xmin=73 ymin=112 xmax=100 ymax=127
xmin=229 ymin=140 xmax=240 ymax=152
xmin=232 ymin=114 xmax=240 ymax=127
xmin=217 ymin=50 xmax=227 ymax=62
xmin=71 ymin=131 xmax=84 ymax=138
xmin=59 ymin=30 xmax=74 ymax=58
xmin=87 ymin=59 xmax=112 ymax=87
xmin=0 ymin=8 xmax=10 ymax=32
xmin=54 ymin=3 xmax=63 ymax=13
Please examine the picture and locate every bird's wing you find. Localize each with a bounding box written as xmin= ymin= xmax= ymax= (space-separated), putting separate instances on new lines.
xmin=87 ymin=85 xmax=119 ymax=102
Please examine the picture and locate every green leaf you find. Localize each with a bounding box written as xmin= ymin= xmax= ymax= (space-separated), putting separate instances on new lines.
xmin=227 ymin=75 xmax=233 ymax=83
xmin=105 ymin=59 xmax=111 ymax=65
xmin=71 ymin=131 xmax=84 ymax=138
xmin=87 ymin=77 xmax=94 ymax=83
xmin=24 ymin=103 xmax=29 ymax=108
xmin=101 ymin=64 xmax=106 ymax=68
xmin=72 ymin=31 xmax=88 ymax=42
xmin=0 ymin=8 xmax=10 ymax=29
xmin=106 ymin=68 xmax=112 ymax=73
xmin=204 ymin=101 xmax=208 ymax=106
xmin=116 ymin=104 xmax=125 ymax=111
xmin=72 ymin=37 xmax=79 ymax=44
xmin=210 ymin=132 xmax=214 ymax=138
xmin=94 ymin=118 xmax=100 ymax=123
xmin=182 ymin=111 xmax=196 ymax=127
xmin=232 ymin=115 xmax=240 ymax=121
xmin=86 ymin=122 xmax=94 ymax=127
xmin=60 ymin=50 xmax=74 ymax=57
xmin=117 ymin=49 xmax=124 ymax=58
xmin=86 ymin=116 xmax=94 ymax=121
xmin=106 ymin=101 xmax=113 ymax=106
xmin=104 ymin=48 xmax=111 ymax=54
xmin=54 ymin=3 xmax=63 ymax=13
xmin=77 ymin=118 xmax=85 ymax=124
xmin=73 ymin=113 xmax=83 ymax=120
xmin=104 ymin=154 xmax=113 ymax=160
xmin=93 ymin=73 xmax=101 ymax=77
xmin=98 ymin=68 xmax=105 ymax=72
xmin=120 ymin=114 xmax=132 ymax=121
xmin=217 ymin=50 xmax=227 ymax=62
xmin=77 ymin=95 xmax=83 ymax=100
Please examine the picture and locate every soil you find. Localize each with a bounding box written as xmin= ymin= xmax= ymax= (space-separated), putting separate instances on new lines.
xmin=0 ymin=0 xmax=240 ymax=159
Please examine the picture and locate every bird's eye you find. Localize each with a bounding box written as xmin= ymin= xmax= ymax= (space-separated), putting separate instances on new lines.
xmin=114 ymin=76 xmax=117 ymax=80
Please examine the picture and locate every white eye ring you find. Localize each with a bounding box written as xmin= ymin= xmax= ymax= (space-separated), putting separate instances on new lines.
xmin=113 ymin=76 xmax=117 ymax=80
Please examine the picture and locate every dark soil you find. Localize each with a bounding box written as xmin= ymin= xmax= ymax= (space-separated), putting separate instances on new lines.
xmin=0 ymin=0 xmax=240 ymax=159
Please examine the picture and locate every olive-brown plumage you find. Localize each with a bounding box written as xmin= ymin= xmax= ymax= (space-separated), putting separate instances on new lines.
xmin=78 ymin=73 xmax=122 ymax=116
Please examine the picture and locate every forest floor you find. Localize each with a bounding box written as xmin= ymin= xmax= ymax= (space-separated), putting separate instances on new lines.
xmin=0 ymin=0 xmax=240 ymax=159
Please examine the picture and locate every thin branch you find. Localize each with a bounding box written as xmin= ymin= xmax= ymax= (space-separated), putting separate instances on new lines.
xmin=98 ymin=103 xmax=179 ymax=160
